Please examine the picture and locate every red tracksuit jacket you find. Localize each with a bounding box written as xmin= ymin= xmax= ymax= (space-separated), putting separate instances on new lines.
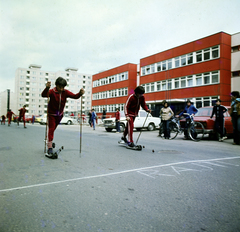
xmin=41 ymin=87 xmax=81 ymax=116
xmin=124 ymin=94 xmax=148 ymax=117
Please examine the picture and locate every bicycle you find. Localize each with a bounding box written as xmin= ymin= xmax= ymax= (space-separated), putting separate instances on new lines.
xmin=158 ymin=116 xmax=182 ymax=140
xmin=159 ymin=113 xmax=205 ymax=141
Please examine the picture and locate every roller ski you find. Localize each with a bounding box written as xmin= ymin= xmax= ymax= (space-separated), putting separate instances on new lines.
xmin=45 ymin=143 xmax=64 ymax=159
xmin=118 ymin=137 xmax=142 ymax=151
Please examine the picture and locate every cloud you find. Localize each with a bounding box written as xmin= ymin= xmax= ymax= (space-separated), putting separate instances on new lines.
xmin=0 ymin=0 xmax=240 ymax=92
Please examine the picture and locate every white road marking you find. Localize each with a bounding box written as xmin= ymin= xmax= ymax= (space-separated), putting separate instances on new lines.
xmin=0 ymin=156 xmax=239 ymax=193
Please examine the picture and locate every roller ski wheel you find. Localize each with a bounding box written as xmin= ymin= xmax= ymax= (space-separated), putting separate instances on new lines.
xmin=126 ymin=144 xmax=142 ymax=151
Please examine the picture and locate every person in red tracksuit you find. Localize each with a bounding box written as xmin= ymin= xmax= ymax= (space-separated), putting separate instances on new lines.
xmin=17 ymin=105 xmax=27 ymax=128
xmin=6 ymin=109 xmax=16 ymax=126
xmin=42 ymin=77 xmax=85 ymax=158
xmin=121 ymin=86 xmax=151 ymax=147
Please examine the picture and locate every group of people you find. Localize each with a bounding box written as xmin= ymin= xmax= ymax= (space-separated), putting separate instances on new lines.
xmin=1 ymin=105 xmax=31 ymax=128
xmin=159 ymin=91 xmax=240 ymax=144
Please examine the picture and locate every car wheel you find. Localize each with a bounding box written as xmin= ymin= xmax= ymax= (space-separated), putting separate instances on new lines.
xmin=67 ymin=120 xmax=72 ymax=125
xmin=147 ymin=123 xmax=155 ymax=131
xmin=105 ymin=128 xmax=113 ymax=132
xmin=120 ymin=123 xmax=125 ymax=132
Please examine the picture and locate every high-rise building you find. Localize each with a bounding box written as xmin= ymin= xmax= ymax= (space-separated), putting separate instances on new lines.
xmin=14 ymin=65 xmax=92 ymax=116
xmin=231 ymin=32 xmax=240 ymax=91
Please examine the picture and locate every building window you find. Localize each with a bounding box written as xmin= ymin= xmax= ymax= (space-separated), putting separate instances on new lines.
xmin=181 ymin=55 xmax=186 ymax=66
xmin=162 ymin=61 xmax=166 ymax=71
xmin=196 ymin=51 xmax=202 ymax=62
xmin=156 ymin=81 xmax=161 ymax=91
xmin=167 ymin=59 xmax=172 ymax=69
xmin=146 ymin=66 xmax=150 ymax=74
xmin=187 ymin=76 xmax=193 ymax=86
xmin=187 ymin=53 xmax=193 ymax=64
xmin=204 ymin=73 xmax=210 ymax=84
xmin=162 ymin=81 xmax=166 ymax=90
xmin=204 ymin=48 xmax=210 ymax=60
xmin=196 ymin=74 xmax=202 ymax=85
xmin=157 ymin=62 xmax=161 ymax=72
xmin=212 ymin=71 xmax=219 ymax=83
xmin=174 ymin=78 xmax=180 ymax=88
xmin=175 ymin=57 xmax=180 ymax=68
xmin=180 ymin=77 xmax=186 ymax=88
xmin=151 ymin=82 xmax=155 ymax=92
xmin=212 ymin=46 xmax=219 ymax=58
xmin=151 ymin=64 xmax=155 ymax=73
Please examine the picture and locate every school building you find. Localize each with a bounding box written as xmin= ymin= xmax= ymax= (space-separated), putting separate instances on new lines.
xmin=92 ymin=63 xmax=138 ymax=118
xmin=92 ymin=31 xmax=240 ymax=118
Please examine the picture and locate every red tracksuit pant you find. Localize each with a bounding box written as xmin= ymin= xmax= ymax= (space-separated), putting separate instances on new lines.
xmin=123 ymin=116 xmax=135 ymax=143
xmin=47 ymin=115 xmax=63 ymax=148
xmin=18 ymin=116 xmax=25 ymax=126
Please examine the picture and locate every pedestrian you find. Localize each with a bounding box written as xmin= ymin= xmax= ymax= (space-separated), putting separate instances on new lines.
xmin=115 ymin=108 xmax=121 ymax=133
xmin=1 ymin=115 xmax=6 ymax=125
xmin=210 ymin=99 xmax=228 ymax=141
xmin=230 ymin=91 xmax=240 ymax=145
xmin=32 ymin=115 xmax=35 ymax=124
xmin=88 ymin=111 xmax=92 ymax=127
xmin=91 ymin=109 xmax=97 ymax=130
xmin=41 ymin=77 xmax=85 ymax=158
xmin=178 ymin=99 xmax=198 ymax=139
xmin=6 ymin=109 xmax=16 ymax=126
xmin=17 ymin=105 xmax=27 ymax=128
xmin=159 ymin=101 xmax=174 ymax=139
xmin=102 ymin=108 xmax=106 ymax=121
xmin=120 ymin=86 xmax=151 ymax=148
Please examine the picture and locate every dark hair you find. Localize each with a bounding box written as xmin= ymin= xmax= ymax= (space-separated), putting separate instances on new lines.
xmin=55 ymin=77 xmax=67 ymax=87
xmin=134 ymin=86 xmax=145 ymax=94
xmin=231 ymin=91 xmax=240 ymax=98
xmin=164 ymin=101 xmax=169 ymax=107
xmin=216 ymin=99 xmax=221 ymax=103
xmin=186 ymin=99 xmax=192 ymax=103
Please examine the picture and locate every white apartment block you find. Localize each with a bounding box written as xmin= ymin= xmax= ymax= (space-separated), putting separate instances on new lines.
xmin=0 ymin=89 xmax=16 ymax=116
xmin=14 ymin=64 xmax=92 ymax=116
xmin=231 ymin=32 xmax=240 ymax=91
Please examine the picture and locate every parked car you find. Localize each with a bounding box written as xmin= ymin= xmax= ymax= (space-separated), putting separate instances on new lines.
xmin=35 ymin=115 xmax=42 ymax=123
xmin=39 ymin=114 xmax=77 ymax=125
xmin=186 ymin=106 xmax=233 ymax=138
xmin=103 ymin=110 xmax=160 ymax=132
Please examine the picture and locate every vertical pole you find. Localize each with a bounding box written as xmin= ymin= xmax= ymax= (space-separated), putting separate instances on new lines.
xmin=44 ymin=93 xmax=49 ymax=153
xmin=80 ymin=97 xmax=83 ymax=155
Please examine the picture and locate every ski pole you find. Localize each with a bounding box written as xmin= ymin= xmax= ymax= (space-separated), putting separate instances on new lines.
xmin=44 ymin=91 xmax=49 ymax=153
xmin=135 ymin=112 xmax=150 ymax=145
xmin=79 ymin=97 xmax=83 ymax=155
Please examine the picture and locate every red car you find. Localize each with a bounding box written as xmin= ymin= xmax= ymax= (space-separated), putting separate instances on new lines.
xmin=193 ymin=106 xmax=233 ymax=138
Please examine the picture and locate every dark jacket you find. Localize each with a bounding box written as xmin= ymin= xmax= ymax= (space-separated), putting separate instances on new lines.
xmin=210 ymin=105 xmax=227 ymax=119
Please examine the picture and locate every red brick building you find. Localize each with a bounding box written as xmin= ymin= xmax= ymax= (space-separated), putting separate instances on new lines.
xmin=140 ymin=32 xmax=232 ymax=116
xmin=92 ymin=63 xmax=138 ymax=118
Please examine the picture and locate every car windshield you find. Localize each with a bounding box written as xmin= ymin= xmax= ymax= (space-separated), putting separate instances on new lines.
xmin=195 ymin=107 xmax=212 ymax=116
xmin=195 ymin=107 xmax=229 ymax=117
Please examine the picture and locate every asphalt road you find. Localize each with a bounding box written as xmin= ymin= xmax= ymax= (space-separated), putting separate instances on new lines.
xmin=0 ymin=122 xmax=240 ymax=232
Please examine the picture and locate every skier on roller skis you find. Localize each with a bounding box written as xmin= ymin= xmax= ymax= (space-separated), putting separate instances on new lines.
xmin=120 ymin=86 xmax=151 ymax=149
xmin=41 ymin=77 xmax=85 ymax=159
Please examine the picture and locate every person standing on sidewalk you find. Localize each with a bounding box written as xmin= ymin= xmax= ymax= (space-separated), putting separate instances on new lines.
xmin=41 ymin=77 xmax=85 ymax=158
xmin=91 ymin=109 xmax=97 ymax=130
xmin=230 ymin=91 xmax=240 ymax=145
xmin=159 ymin=101 xmax=174 ymax=139
xmin=17 ymin=105 xmax=27 ymax=128
xmin=115 ymin=108 xmax=121 ymax=133
xmin=210 ymin=99 xmax=228 ymax=142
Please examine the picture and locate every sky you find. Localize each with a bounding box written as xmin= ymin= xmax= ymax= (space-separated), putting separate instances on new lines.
xmin=0 ymin=0 xmax=239 ymax=92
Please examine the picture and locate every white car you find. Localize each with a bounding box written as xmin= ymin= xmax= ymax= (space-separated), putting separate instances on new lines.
xmin=39 ymin=114 xmax=77 ymax=125
xmin=103 ymin=110 xmax=160 ymax=132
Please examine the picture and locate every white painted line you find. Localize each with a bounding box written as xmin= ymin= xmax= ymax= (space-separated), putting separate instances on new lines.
xmin=137 ymin=171 xmax=156 ymax=179
xmin=0 ymin=156 xmax=239 ymax=193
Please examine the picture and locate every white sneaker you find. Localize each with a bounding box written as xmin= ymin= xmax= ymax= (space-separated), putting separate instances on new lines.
xmin=222 ymin=136 xmax=227 ymax=140
xmin=219 ymin=138 xmax=223 ymax=142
